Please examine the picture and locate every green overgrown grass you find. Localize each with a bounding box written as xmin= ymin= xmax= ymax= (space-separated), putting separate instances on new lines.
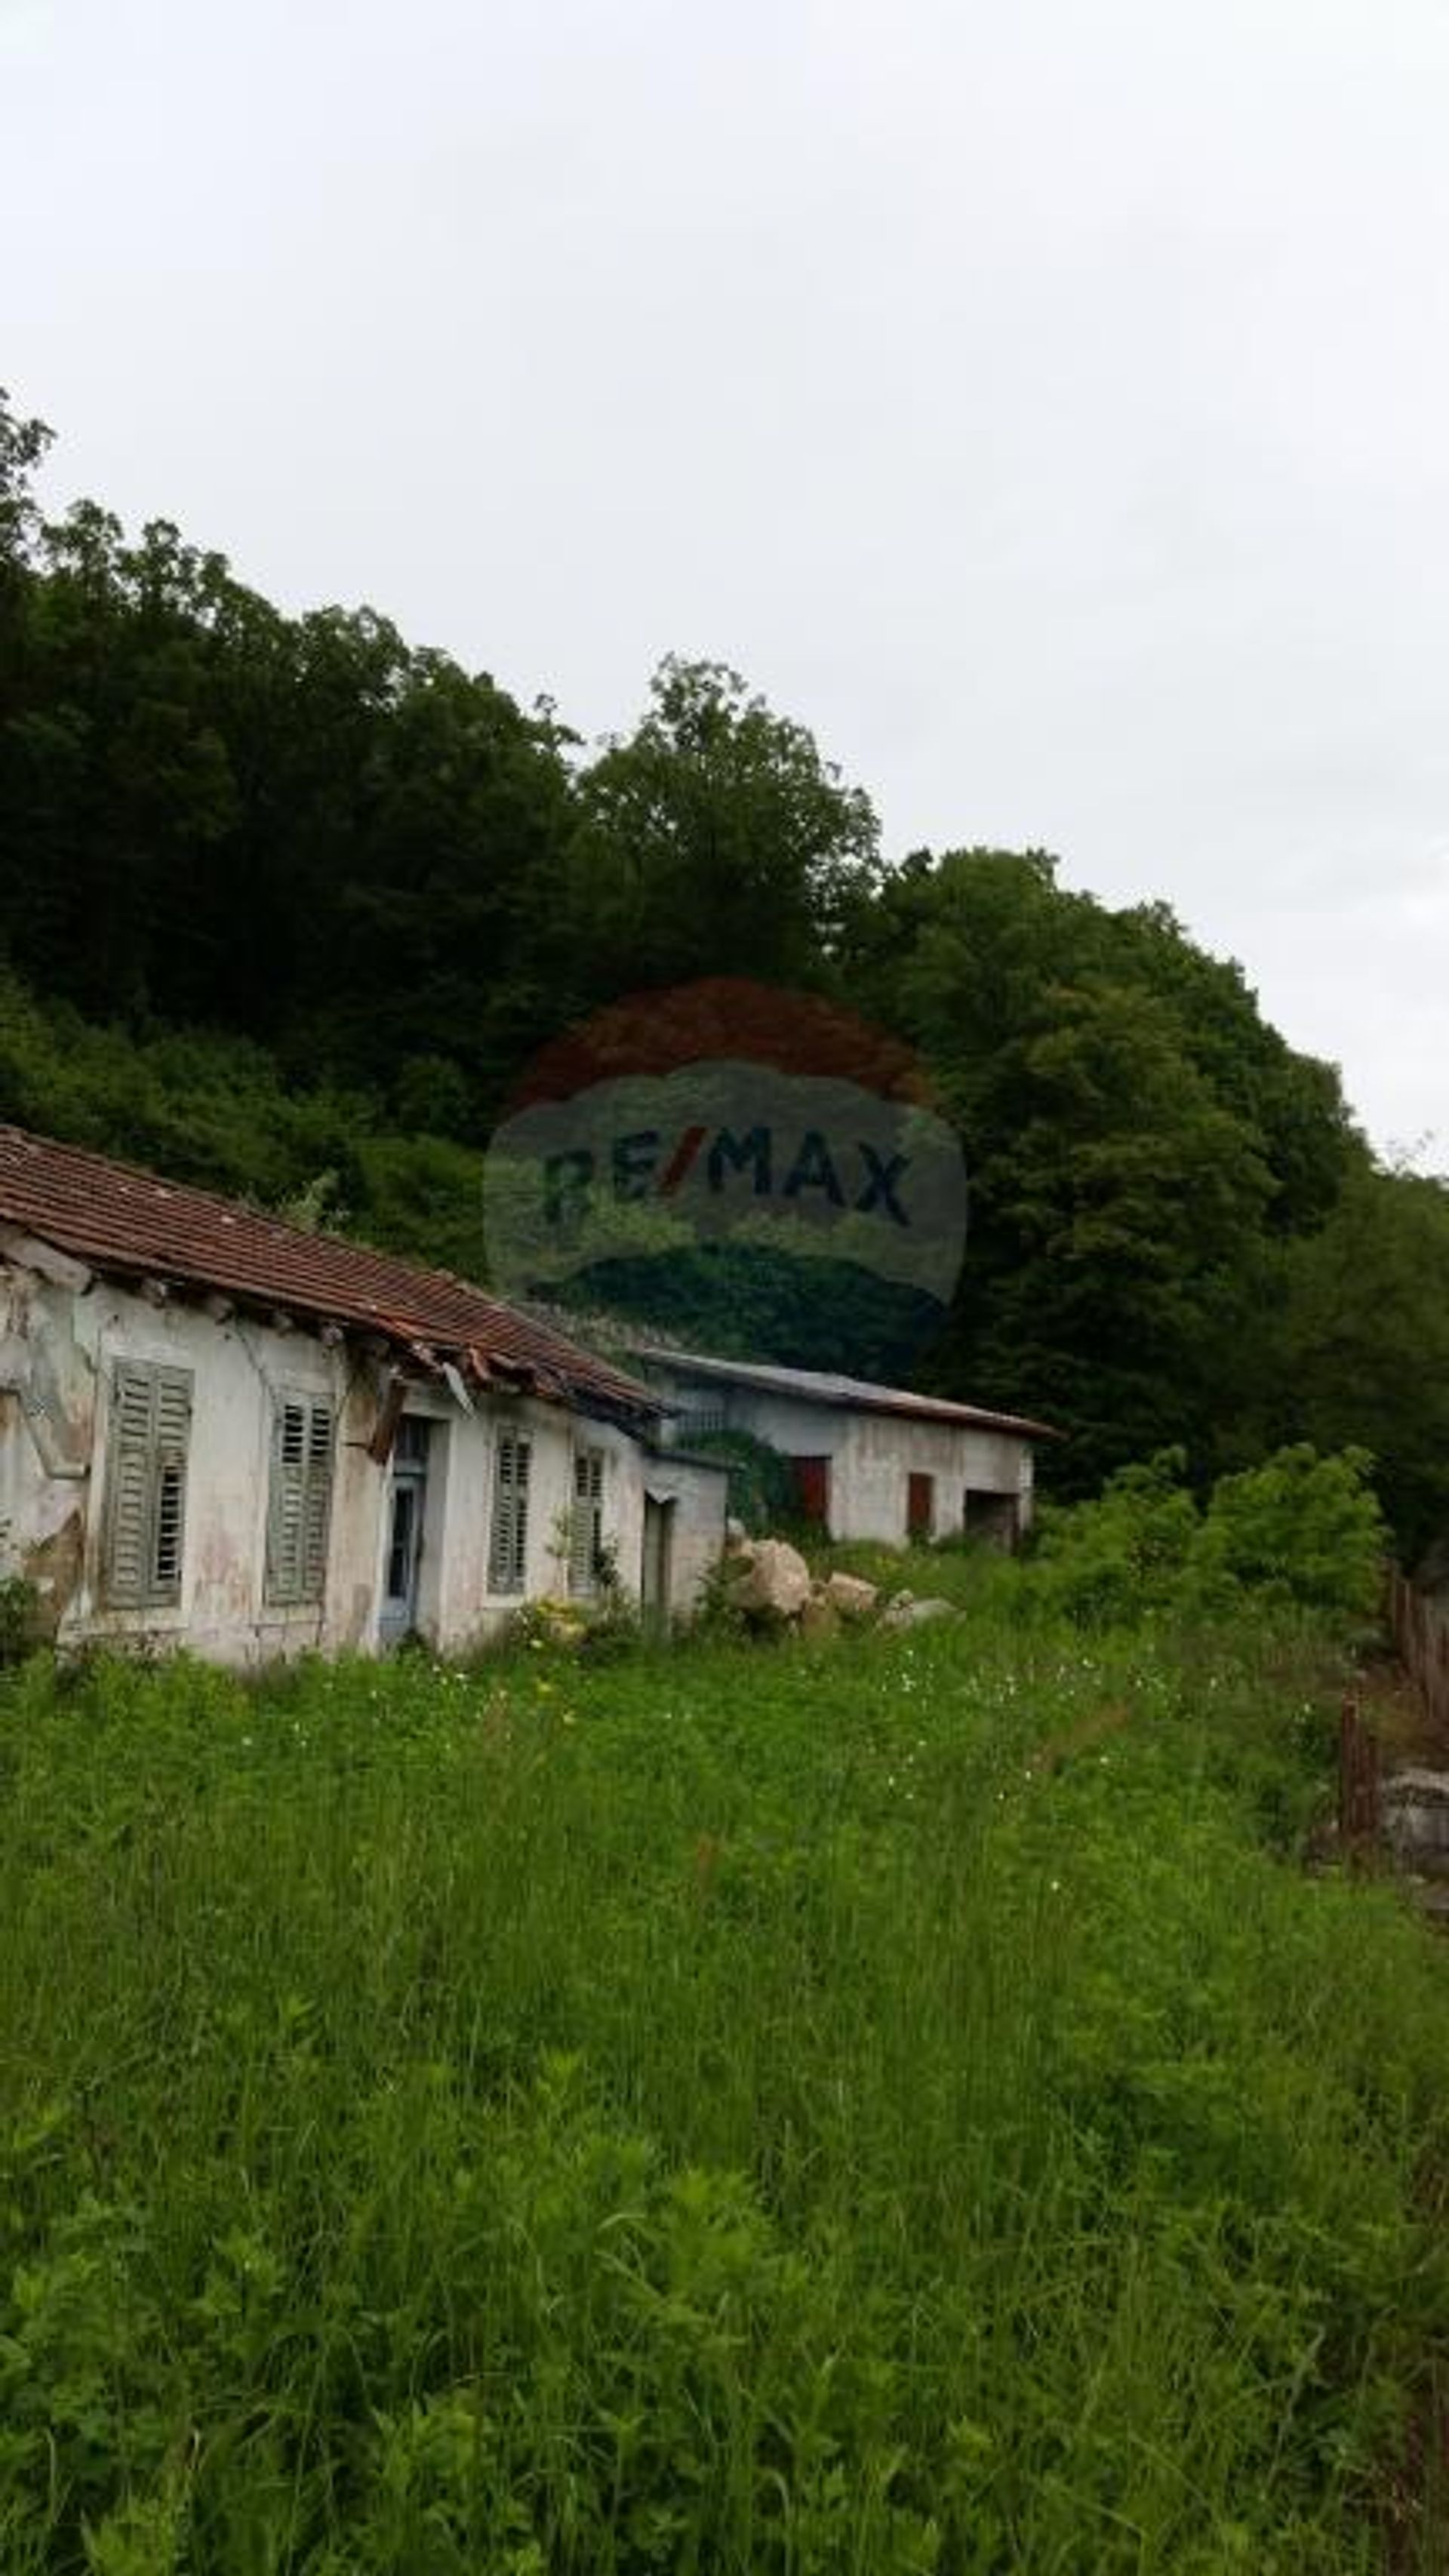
xmin=2 ymin=1608 xmax=1447 ymax=2571
xmin=798 ymin=1533 xmax=1017 ymax=1611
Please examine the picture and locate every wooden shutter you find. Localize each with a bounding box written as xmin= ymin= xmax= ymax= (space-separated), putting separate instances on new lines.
xmin=570 ymin=1450 xmax=603 ymax=1596
xmin=151 ymin=1369 xmax=190 ymax=1600
xmin=267 ymin=1399 xmax=306 ymax=1603
xmin=266 ymin=1396 xmax=334 ymax=1605
xmin=103 ymin=1361 xmax=192 ymax=1607
xmin=489 ymin=1430 xmax=531 ymax=1593
xmin=302 ymin=1404 xmax=334 ymax=1599
xmin=104 ymin=1365 xmax=157 ymax=1605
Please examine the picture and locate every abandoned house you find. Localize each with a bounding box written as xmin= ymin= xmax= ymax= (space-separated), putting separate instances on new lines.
xmin=0 ymin=1126 xmax=727 ymax=1663
xmin=633 ymin=1345 xmax=1054 ymax=1546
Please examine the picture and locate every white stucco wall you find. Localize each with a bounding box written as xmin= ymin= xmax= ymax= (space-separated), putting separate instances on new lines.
xmin=829 ymin=1408 xmax=1033 ymax=1544
xmin=637 ymin=1449 xmax=732 ymax=1617
xmin=646 ymin=1359 xmax=1037 ymax=1546
xmin=0 ymin=1256 xmax=724 ymax=1662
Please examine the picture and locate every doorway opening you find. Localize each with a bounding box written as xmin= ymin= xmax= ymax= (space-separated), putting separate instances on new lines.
xmin=641 ymin=1492 xmax=675 ymax=1635
xmin=963 ymin=1489 xmax=1020 ymax=1550
xmin=381 ymin=1414 xmax=431 ymax=1641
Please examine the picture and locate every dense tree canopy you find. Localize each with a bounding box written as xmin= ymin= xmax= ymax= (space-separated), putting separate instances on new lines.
xmin=2 ymin=389 xmax=1444 ymax=1550
xmin=567 ymin=655 xmax=881 ymax=997
xmin=836 ymin=846 xmax=1360 ymax=1486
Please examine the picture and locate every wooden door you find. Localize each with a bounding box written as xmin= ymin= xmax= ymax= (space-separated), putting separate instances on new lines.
xmin=790 ymin=1455 xmax=831 ymax=1528
xmin=906 ymin=1471 xmax=934 ymax=1540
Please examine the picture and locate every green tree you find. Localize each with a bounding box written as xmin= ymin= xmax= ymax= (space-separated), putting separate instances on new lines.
xmin=841 ymin=849 xmax=1352 ymax=1488
xmin=0 ymin=396 xmax=582 ymax=1127
xmin=565 ymin=656 xmax=881 ymax=998
xmin=968 ymin=972 xmax=1276 ymax=1476
xmin=0 ymin=386 xmax=51 ymax=586
xmin=1270 ymin=1160 xmax=1449 ymax=1561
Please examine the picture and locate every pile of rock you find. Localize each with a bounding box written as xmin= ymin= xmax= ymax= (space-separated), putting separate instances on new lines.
xmin=1380 ymin=1766 xmax=1449 ymax=1871
xmin=722 ymin=1528 xmax=957 ymax=1639
xmin=1380 ymin=1767 xmax=1449 ymax=1923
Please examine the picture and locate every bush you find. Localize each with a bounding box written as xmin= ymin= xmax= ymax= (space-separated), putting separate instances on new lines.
xmin=681 ymin=1429 xmax=798 ymax=1535
xmin=1187 ymin=1445 xmax=1386 ymax=1618
xmin=0 ymin=1571 xmax=38 ymax=1665
xmin=500 ymin=1588 xmax=643 ymax=1662
xmin=1029 ymin=1449 xmax=1201 ymax=1624
xmin=1029 ymin=1445 xmax=1386 ymax=1627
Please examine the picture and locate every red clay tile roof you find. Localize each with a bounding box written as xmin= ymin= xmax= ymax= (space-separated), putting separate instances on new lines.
xmin=0 ymin=1125 xmax=658 ymax=1421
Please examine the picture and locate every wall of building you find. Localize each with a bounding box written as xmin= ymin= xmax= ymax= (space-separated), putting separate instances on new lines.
xmin=646 ymin=1359 xmax=1035 ymax=1547
xmin=636 ymin=1448 xmax=732 ymax=1618
xmin=0 ymin=1255 xmax=723 ymax=1663
xmin=0 ymin=1255 xmax=95 ymax=1629
xmin=830 ymin=1408 xmax=1034 ymax=1545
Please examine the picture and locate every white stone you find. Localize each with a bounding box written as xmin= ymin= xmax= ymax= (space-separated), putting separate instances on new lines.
xmin=823 ymin=1571 xmax=879 ymax=1620
xmin=879 ymin=1593 xmax=956 ymax=1631
xmin=728 ymin=1537 xmax=812 ymax=1620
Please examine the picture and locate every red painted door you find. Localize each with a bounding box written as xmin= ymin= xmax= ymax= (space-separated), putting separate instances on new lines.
xmin=906 ymin=1471 xmax=934 ymax=1538
xmin=791 ymin=1455 xmax=831 ymax=1528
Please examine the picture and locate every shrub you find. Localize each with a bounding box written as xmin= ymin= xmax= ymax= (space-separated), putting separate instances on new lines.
xmin=1029 ymin=1445 xmax=1387 ymax=1627
xmin=500 ymin=1589 xmax=642 ymax=1662
xmin=1186 ymin=1444 xmax=1386 ymax=1618
xmin=1029 ymin=1448 xmax=1201 ymax=1624
xmin=681 ymin=1429 xmax=798 ymax=1535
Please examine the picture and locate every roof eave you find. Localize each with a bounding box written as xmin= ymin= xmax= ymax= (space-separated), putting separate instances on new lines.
xmin=3 ymin=1227 xmax=662 ymax=1427
xmin=642 ymin=1352 xmax=1059 ymax=1442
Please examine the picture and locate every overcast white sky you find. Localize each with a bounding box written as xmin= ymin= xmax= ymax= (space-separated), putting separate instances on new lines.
xmin=4 ymin=0 xmax=1447 ymax=1156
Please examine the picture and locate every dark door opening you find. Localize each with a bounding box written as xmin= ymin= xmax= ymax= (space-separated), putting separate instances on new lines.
xmin=641 ymin=1493 xmax=675 ymax=1635
xmin=789 ymin=1455 xmax=832 ymax=1529
xmin=906 ymin=1471 xmax=935 ymax=1540
xmin=964 ymin=1489 xmax=1020 ymax=1550
xmin=381 ymin=1415 xmax=430 ymax=1639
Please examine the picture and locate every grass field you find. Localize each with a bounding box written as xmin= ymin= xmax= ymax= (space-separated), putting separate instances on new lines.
xmin=2 ymin=1585 xmax=1448 ymax=2571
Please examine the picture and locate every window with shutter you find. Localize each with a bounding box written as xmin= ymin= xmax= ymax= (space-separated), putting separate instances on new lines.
xmin=569 ymin=1449 xmax=605 ymax=1596
xmin=103 ymin=1361 xmax=193 ymax=1608
xmin=266 ymin=1394 xmax=334 ymax=1606
xmin=489 ymin=1430 xmax=531 ymax=1593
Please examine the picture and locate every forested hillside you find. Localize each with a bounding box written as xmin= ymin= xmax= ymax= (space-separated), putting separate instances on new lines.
xmin=3 ymin=390 xmax=1447 ymax=1550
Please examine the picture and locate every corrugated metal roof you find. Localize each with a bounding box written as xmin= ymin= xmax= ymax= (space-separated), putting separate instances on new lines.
xmin=632 ymin=1343 xmax=1060 ymax=1442
xmin=0 ymin=1125 xmax=659 ymax=1421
